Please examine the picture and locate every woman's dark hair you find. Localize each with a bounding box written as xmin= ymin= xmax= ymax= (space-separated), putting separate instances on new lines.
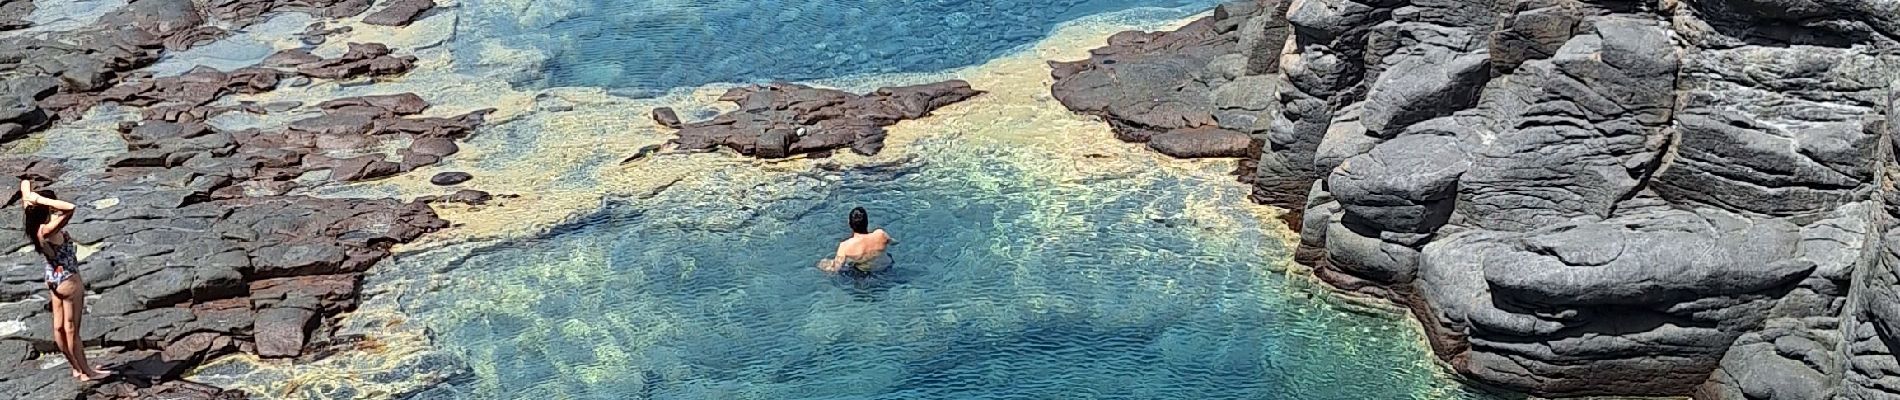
xmin=849 ymin=207 xmax=869 ymax=234
xmin=22 ymin=189 xmax=57 ymax=264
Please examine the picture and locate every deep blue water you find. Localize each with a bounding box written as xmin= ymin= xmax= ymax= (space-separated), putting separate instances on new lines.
xmin=455 ymin=0 xmax=1216 ymax=93
xmin=397 ymin=138 xmax=1496 ymax=399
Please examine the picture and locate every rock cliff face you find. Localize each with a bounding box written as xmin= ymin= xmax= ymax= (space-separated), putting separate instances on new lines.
xmin=1056 ymin=0 xmax=1900 ymax=397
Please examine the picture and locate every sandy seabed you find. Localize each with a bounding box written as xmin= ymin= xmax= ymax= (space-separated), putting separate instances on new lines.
xmin=164 ymin=2 xmax=1474 ymax=398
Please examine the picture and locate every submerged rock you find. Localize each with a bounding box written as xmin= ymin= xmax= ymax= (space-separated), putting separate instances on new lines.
xmin=430 ymin=171 xmax=472 ymax=186
xmin=420 ymin=189 xmax=493 ymax=206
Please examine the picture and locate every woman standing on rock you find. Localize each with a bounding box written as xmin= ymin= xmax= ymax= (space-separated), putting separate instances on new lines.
xmin=20 ymin=179 xmax=110 ymax=381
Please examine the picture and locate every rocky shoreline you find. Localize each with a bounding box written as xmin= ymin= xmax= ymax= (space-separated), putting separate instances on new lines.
xmin=5 ymin=0 xmax=1896 ymax=398
xmin=1052 ymin=0 xmax=1900 ymax=398
xmin=0 ymin=0 xmax=463 ymax=398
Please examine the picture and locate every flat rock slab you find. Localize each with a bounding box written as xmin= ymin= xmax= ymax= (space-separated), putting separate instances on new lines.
xmin=1147 ymin=128 xmax=1255 ymax=158
xmin=362 ymin=0 xmax=434 ymax=26
xmin=1048 ymin=8 xmax=1247 ymax=147
xmin=668 ymin=80 xmax=982 ymax=158
xmin=0 ymin=2 xmax=477 ymax=398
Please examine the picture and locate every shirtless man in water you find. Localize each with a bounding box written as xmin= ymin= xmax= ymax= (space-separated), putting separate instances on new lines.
xmin=819 ymin=207 xmax=893 ymax=276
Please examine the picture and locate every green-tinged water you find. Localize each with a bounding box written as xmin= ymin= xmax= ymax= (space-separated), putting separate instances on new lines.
xmin=388 ymin=135 xmax=1496 ymax=399
xmin=168 ymin=1 xmax=1503 ymax=398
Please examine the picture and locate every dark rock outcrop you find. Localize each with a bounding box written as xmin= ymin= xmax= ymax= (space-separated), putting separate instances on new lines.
xmin=362 ymin=0 xmax=434 ymax=26
xmin=286 ymin=43 xmax=418 ymax=80
xmin=670 ymin=81 xmax=982 ymax=158
xmin=0 ymin=2 xmax=484 ymax=398
xmin=431 ymin=171 xmax=472 ymax=186
xmin=1048 ymin=1 xmax=1287 ymax=220
xmin=1062 ymin=0 xmax=1900 ymax=398
xmin=206 ymin=0 xmax=372 ymax=24
xmin=651 ymin=106 xmax=683 ymax=129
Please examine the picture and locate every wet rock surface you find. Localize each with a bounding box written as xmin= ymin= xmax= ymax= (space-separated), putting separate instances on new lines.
xmin=0 ymin=0 xmax=480 ymax=398
xmin=1066 ymin=0 xmax=1900 ymax=397
xmin=430 ymin=171 xmax=471 ymax=186
xmin=668 ymin=81 xmax=982 ymax=158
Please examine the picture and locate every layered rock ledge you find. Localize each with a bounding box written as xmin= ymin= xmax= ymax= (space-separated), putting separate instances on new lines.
xmin=0 ymin=0 xmax=477 ymax=398
xmin=1057 ymin=0 xmax=1900 ymax=398
xmin=653 ymin=81 xmax=982 ymax=159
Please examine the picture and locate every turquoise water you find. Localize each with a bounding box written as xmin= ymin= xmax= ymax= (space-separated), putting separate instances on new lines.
xmin=392 ymin=135 xmax=1496 ymax=399
xmin=357 ymin=1 xmax=1508 ymax=398
xmin=455 ymin=0 xmax=1216 ymax=94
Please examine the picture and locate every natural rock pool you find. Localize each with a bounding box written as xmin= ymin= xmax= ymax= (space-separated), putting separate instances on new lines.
xmin=393 ymin=140 xmax=1490 ymax=398
xmin=176 ymin=1 xmax=1498 ymax=398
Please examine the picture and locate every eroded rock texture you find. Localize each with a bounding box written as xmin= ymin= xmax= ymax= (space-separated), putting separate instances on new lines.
xmin=662 ymin=81 xmax=982 ymax=158
xmin=1064 ymin=0 xmax=1900 ymax=397
xmin=0 ymin=0 xmax=470 ymax=398
xmin=0 ymin=0 xmax=32 ymax=31
xmin=1049 ymin=2 xmax=1284 ymax=197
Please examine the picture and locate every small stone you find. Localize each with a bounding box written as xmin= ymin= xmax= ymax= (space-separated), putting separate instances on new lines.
xmin=430 ymin=172 xmax=472 ymax=186
xmin=651 ymin=107 xmax=683 ymax=129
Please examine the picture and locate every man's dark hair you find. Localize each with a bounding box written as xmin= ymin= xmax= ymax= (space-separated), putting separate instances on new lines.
xmin=849 ymin=207 xmax=869 ymax=234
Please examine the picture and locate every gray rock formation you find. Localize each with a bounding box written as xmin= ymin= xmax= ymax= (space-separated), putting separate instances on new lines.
xmin=0 ymin=0 xmax=481 ymax=398
xmin=1061 ymin=0 xmax=1900 ymax=397
xmin=0 ymin=0 xmax=31 ymax=31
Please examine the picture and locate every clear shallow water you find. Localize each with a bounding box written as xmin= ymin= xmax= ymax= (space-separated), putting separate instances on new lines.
xmin=216 ymin=1 xmax=1526 ymax=398
xmin=394 ymin=135 xmax=1497 ymax=399
xmin=455 ymin=0 xmax=1216 ymax=94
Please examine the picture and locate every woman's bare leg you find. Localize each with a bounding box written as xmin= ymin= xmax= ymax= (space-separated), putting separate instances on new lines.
xmin=57 ymin=277 xmax=106 ymax=380
xmin=48 ymin=289 xmax=79 ymax=377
